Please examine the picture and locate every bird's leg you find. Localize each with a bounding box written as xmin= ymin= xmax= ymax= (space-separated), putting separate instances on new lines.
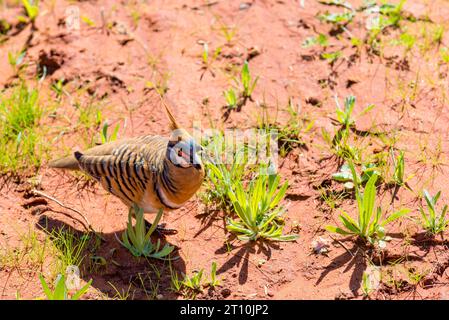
xmin=144 ymin=219 xmax=178 ymax=235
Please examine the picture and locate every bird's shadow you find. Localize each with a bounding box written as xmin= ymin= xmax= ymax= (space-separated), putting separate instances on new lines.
xmin=35 ymin=215 xmax=186 ymax=300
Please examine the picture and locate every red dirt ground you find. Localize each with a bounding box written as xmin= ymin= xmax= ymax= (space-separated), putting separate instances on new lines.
xmin=1 ymin=0 xmax=449 ymax=300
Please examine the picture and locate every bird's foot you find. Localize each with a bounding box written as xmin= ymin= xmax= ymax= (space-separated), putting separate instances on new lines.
xmin=145 ymin=221 xmax=178 ymax=236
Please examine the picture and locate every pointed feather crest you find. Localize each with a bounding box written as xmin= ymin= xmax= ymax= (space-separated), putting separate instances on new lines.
xmin=158 ymin=95 xmax=180 ymax=131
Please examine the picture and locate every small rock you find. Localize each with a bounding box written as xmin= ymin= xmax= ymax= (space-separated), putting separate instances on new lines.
xmin=239 ymin=2 xmax=252 ymax=10
xmin=221 ymin=288 xmax=231 ymax=298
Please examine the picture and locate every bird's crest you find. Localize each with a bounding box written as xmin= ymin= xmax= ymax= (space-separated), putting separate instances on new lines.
xmin=159 ymin=95 xmax=180 ymax=131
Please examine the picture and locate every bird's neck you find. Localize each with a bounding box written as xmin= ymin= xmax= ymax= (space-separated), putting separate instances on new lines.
xmin=159 ymin=159 xmax=205 ymax=206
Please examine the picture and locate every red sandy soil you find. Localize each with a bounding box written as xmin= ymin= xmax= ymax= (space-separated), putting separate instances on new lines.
xmin=1 ymin=0 xmax=449 ymax=300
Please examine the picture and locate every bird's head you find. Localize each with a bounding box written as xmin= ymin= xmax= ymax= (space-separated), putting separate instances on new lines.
xmin=162 ymin=100 xmax=204 ymax=170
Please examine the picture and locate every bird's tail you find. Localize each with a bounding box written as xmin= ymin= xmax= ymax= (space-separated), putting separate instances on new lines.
xmin=48 ymin=153 xmax=80 ymax=170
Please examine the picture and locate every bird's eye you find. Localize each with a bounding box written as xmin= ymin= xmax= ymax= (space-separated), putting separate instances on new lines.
xmin=178 ymin=149 xmax=183 ymax=157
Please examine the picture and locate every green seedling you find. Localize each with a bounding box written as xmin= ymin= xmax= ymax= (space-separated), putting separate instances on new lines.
xmin=223 ymin=88 xmax=238 ymax=109
xmin=118 ymin=205 xmax=174 ymax=259
xmin=318 ymin=11 xmax=355 ymax=25
xmin=302 ymin=34 xmax=329 ymax=48
xmin=332 ymin=162 xmax=379 ymax=189
xmin=439 ymin=47 xmax=449 ymax=63
xmin=226 ymin=172 xmax=298 ymax=241
xmin=182 ymin=269 xmax=204 ymax=293
xmin=419 ymin=190 xmax=448 ymax=236
xmin=335 ymin=95 xmax=374 ymax=128
xmin=21 ymin=0 xmax=39 ymax=23
xmin=208 ymin=262 xmax=220 ymax=288
xmin=202 ymin=43 xmax=221 ymax=69
xmin=321 ymin=51 xmax=342 ymax=63
xmin=239 ymin=61 xmax=258 ymax=99
xmin=100 ymin=122 xmax=120 ymax=144
xmin=39 ymin=274 xmax=91 ymax=300
xmin=51 ymin=78 xmax=66 ymax=100
xmin=8 ymin=50 xmax=26 ymax=74
xmin=326 ymin=161 xmax=409 ymax=247
xmin=219 ymin=24 xmax=237 ymax=43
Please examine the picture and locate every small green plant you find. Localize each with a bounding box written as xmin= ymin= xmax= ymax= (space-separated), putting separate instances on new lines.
xmin=239 ymin=61 xmax=258 ymax=99
xmin=21 ymin=0 xmax=39 ymax=23
xmin=335 ymin=95 xmax=374 ymax=128
xmin=321 ymin=51 xmax=342 ymax=64
xmin=226 ymin=172 xmax=298 ymax=241
xmin=391 ymin=149 xmax=408 ymax=186
xmin=39 ymin=274 xmax=91 ymax=300
xmin=50 ymin=78 xmax=66 ymax=100
xmin=182 ymin=269 xmax=204 ymax=292
xmin=419 ymin=190 xmax=448 ymax=236
xmin=361 ymin=271 xmax=372 ymax=297
xmin=118 ymin=205 xmax=174 ymax=259
xmin=201 ymin=43 xmax=221 ymax=69
xmin=439 ymin=47 xmax=449 ymax=63
xmin=219 ymin=24 xmax=237 ymax=43
xmin=326 ymin=161 xmax=409 ymax=247
xmin=223 ymin=88 xmax=238 ymax=109
xmin=8 ymin=50 xmax=26 ymax=75
xmin=100 ymin=122 xmax=120 ymax=144
xmin=318 ymin=11 xmax=355 ymax=26
xmin=332 ymin=162 xmax=379 ymax=189
xmin=302 ymin=34 xmax=329 ymax=48
xmin=208 ymin=261 xmax=220 ymax=288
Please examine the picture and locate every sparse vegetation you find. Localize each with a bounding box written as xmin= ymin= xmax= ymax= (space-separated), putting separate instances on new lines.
xmin=0 ymin=83 xmax=44 ymax=174
xmin=419 ymin=190 xmax=448 ymax=236
xmin=226 ymin=171 xmax=297 ymax=241
xmin=326 ymin=161 xmax=409 ymax=248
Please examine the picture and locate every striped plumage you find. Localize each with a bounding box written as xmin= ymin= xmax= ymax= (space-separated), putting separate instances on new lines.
xmin=49 ymin=103 xmax=205 ymax=216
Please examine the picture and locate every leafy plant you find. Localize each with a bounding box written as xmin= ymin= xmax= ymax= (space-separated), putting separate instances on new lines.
xmin=326 ymin=161 xmax=409 ymax=247
xmin=226 ymin=172 xmax=297 ymax=241
xmin=223 ymin=88 xmax=238 ymax=109
xmin=208 ymin=261 xmax=220 ymax=288
xmin=8 ymin=50 xmax=26 ymax=75
xmin=219 ymin=24 xmax=237 ymax=43
xmin=50 ymin=78 xmax=66 ymax=100
xmin=100 ymin=122 xmax=120 ymax=144
xmin=332 ymin=162 xmax=379 ymax=189
xmin=419 ymin=190 xmax=448 ymax=236
xmin=440 ymin=47 xmax=449 ymax=63
xmin=21 ymin=0 xmax=39 ymax=23
xmin=302 ymin=34 xmax=329 ymax=48
xmin=202 ymin=43 xmax=221 ymax=69
xmin=335 ymin=95 xmax=374 ymax=127
xmin=321 ymin=51 xmax=342 ymax=63
xmin=390 ymin=149 xmax=409 ymax=186
xmin=39 ymin=274 xmax=91 ymax=300
xmin=239 ymin=61 xmax=258 ymax=99
xmin=318 ymin=11 xmax=355 ymax=25
xmin=118 ymin=205 xmax=174 ymax=259
xmin=182 ymin=269 xmax=204 ymax=292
